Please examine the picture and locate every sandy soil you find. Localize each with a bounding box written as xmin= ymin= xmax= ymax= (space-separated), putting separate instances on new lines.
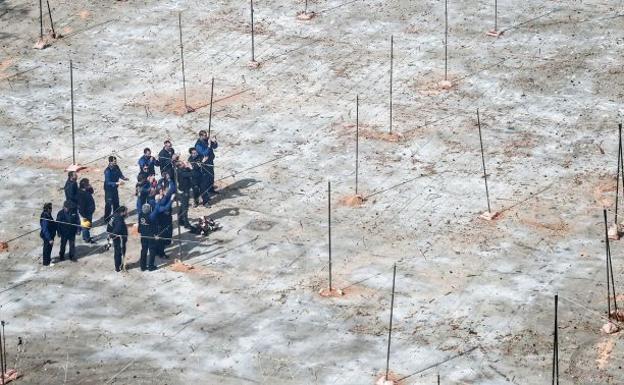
xmin=1 ymin=0 xmax=624 ymax=384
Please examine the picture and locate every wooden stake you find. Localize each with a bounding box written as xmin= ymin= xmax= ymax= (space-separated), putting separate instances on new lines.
xmin=0 ymin=320 xmax=4 ymax=385
xmin=604 ymin=209 xmax=619 ymax=317
xmin=385 ymin=264 xmax=397 ymax=381
xmin=444 ymin=0 xmax=448 ymax=81
xmin=208 ymin=77 xmax=214 ymax=138
xmin=389 ymin=35 xmax=393 ymax=134
xmin=616 ymin=123 xmax=623 ymax=224
xmin=70 ymin=60 xmax=75 ymax=165
xmin=355 ymin=95 xmax=359 ymax=195
xmin=494 ymin=0 xmax=498 ymax=31
xmin=477 ymin=109 xmax=491 ymax=213
xmin=551 ymin=295 xmax=559 ymax=385
xmin=328 ymin=180 xmax=332 ymax=290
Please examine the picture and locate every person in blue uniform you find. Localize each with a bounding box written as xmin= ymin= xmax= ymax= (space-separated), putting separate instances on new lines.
xmin=108 ymin=206 xmax=128 ymax=272
xmin=103 ymin=156 xmax=129 ymax=220
xmin=138 ymin=203 xmax=158 ymax=271
xmin=158 ymin=140 xmax=175 ymax=177
xmin=194 ymin=130 xmax=218 ymax=205
xmin=77 ymin=178 xmax=96 ymax=243
xmin=56 ymin=201 xmax=80 ymax=262
xmin=64 ymin=171 xmax=78 ymax=206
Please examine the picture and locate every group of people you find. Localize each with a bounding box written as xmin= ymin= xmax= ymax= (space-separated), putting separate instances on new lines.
xmin=39 ymin=130 xmax=219 ymax=272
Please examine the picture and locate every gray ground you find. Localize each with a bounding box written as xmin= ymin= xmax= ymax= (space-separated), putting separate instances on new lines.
xmin=1 ymin=0 xmax=624 ymax=384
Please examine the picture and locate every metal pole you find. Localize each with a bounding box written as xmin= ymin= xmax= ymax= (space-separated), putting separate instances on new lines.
xmin=385 ymin=264 xmax=397 ymax=381
xmin=39 ymin=0 xmax=43 ymax=39
xmin=305 ymin=0 xmax=308 ymax=13
xmin=328 ymin=180 xmax=332 ymax=291
xmin=355 ymin=95 xmax=359 ymax=195
xmin=179 ymin=12 xmax=188 ymax=110
xmin=437 ymin=373 xmax=440 ymax=385
xmin=70 ymin=60 xmax=75 ymax=165
xmin=208 ymin=77 xmax=214 ymax=138
xmin=477 ymin=109 xmax=491 ymax=213
xmin=494 ymin=0 xmax=498 ymax=31
xmin=0 ymin=320 xmax=4 ymax=385
xmin=604 ymin=209 xmax=612 ymax=318
xmin=552 ymin=295 xmax=559 ymax=385
xmin=46 ymin=0 xmax=56 ymax=37
xmin=250 ymin=0 xmax=255 ymax=62
xmin=616 ymin=124 xmax=621 ymax=224
xmin=173 ymin=166 xmax=183 ymax=259
xmin=444 ymin=0 xmax=448 ymax=81
xmin=389 ymin=35 xmax=393 ymax=134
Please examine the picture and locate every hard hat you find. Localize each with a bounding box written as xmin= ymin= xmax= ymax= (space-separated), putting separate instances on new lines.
xmin=81 ymin=219 xmax=92 ymax=229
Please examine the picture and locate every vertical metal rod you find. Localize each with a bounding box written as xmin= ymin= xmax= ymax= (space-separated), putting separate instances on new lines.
xmin=385 ymin=264 xmax=397 ymax=380
xmin=0 ymin=320 xmax=4 ymax=385
xmin=178 ymin=12 xmax=188 ymax=109
xmin=389 ymin=35 xmax=393 ymax=134
xmin=173 ymin=167 xmax=182 ymax=259
xmin=305 ymin=0 xmax=308 ymax=13
xmin=437 ymin=373 xmax=440 ymax=385
xmin=250 ymin=0 xmax=255 ymax=62
xmin=208 ymin=77 xmax=215 ymax=138
xmin=444 ymin=0 xmax=448 ymax=81
xmin=552 ymin=295 xmax=559 ymax=385
xmin=616 ymin=124 xmax=622 ymax=224
xmin=70 ymin=60 xmax=75 ymax=165
xmin=355 ymin=95 xmax=359 ymax=195
xmin=477 ymin=109 xmax=491 ymax=213
xmin=39 ymin=0 xmax=43 ymax=39
xmin=46 ymin=0 xmax=56 ymax=37
xmin=494 ymin=0 xmax=498 ymax=31
xmin=328 ymin=180 xmax=332 ymax=291
xmin=604 ymin=209 xmax=612 ymax=318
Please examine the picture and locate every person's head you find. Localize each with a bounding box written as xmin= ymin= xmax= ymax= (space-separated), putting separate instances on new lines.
xmin=67 ymin=171 xmax=77 ymax=181
xmin=137 ymin=174 xmax=146 ymax=183
xmin=63 ymin=200 xmax=73 ymax=211
xmin=164 ymin=140 xmax=172 ymax=150
xmin=117 ymin=206 xmax=128 ymax=218
xmin=143 ymin=148 xmax=151 ymax=157
xmin=79 ymin=178 xmax=90 ymax=189
xmin=162 ymin=171 xmax=170 ymax=180
xmin=43 ymin=202 xmax=52 ymax=213
xmin=141 ymin=203 xmax=152 ymax=215
xmin=189 ymin=147 xmax=197 ymax=156
xmin=154 ymin=194 xmax=162 ymax=203
xmin=198 ymin=130 xmax=207 ymax=141
xmin=108 ymin=156 xmax=117 ymax=167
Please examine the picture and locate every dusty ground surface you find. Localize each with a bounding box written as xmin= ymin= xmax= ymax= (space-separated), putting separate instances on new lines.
xmin=1 ymin=0 xmax=624 ymax=383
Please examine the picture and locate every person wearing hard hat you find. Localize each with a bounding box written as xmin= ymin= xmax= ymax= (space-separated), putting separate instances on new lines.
xmin=77 ymin=178 xmax=96 ymax=243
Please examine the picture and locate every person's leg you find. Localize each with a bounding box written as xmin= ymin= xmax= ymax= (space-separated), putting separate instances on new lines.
xmin=121 ymin=238 xmax=127 ymax=269
xmin=207 ymin=165 xmax=216 ymax=193
xmin=140 ymin=238 xmax=148 ymax=271
xmin=179 ymin=191 xmax=189 ymax=227
xmin=112 ymin=190 xmax=120 ymax=212
xmin=192 ymin=181 xmax=200 ymax=205
xmin=59 ymin=237 xmax=67 ymax=261
xmin=113 ymin=239 xmax=121 ymax=272
xmin=147 ymin=240 xmax=157 ymax=270
xmin=68 ymin=237 xmax=76 ymax=261
xmin=43 ymin=240 xmax=52 ymax=266
xmin=200 ymin=173 xmax=211 ymax=204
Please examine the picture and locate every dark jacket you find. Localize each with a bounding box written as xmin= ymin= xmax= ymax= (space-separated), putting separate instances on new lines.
xmin=137 ymin=155 xmax=157 ymax=175
xmin=40 ymin=211 xmax=57 ymax=241
xmin=104 ymin=165 xmax=126 ymax=193
xmin=139 ymin=212 xmax=157 ymax=237
xmin=77 ymin=187 xmax=96 ymax=217
xmin=175 ymin=165 xmax=194 ymax=192
xmin=158 ymin=148 xmax=175 ymax=176
xmin=188 ymin=154 xmax=203 ymax=184
xmin=64 ymin=179 xmax=78 ymax=204
xmin=56 ymin=209 xmax=80 ymax=239
xmin=194 ymin=139 xmax=218 ymax=166
xmin=109 ymin=213 xmax=128 ymax=241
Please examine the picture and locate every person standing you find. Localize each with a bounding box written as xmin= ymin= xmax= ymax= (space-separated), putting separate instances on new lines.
xmin=103 ymin=156 xmax=129 ymax=220
xmin=56 ymin=201 xmax=80 ymax=262
xmin=194 ymin=130 xmax=218 ymax=205
xmin=158 ymin=140 xmax=175 ymax=177
xmin=77 ymin=178 xmax=96 ymax=243
xmin=174 ymin=157 xmax=194 ymax=228
xmin=109 ymin=206 xmax=128 ymax=272
xmin=151 ymin=192 xmax=175 ymax=260
xmin=64 ymin=171 xmax=79 ymax=206
xmin=138 ymin=203 xmax=158 ymax=271
xmin=39 ymin=202 xmax=57 ymax=266
xmin=188 ymin=147 xmax=202 ymax=207
xmin=137 ymin=148 xmax=157 ymax=176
